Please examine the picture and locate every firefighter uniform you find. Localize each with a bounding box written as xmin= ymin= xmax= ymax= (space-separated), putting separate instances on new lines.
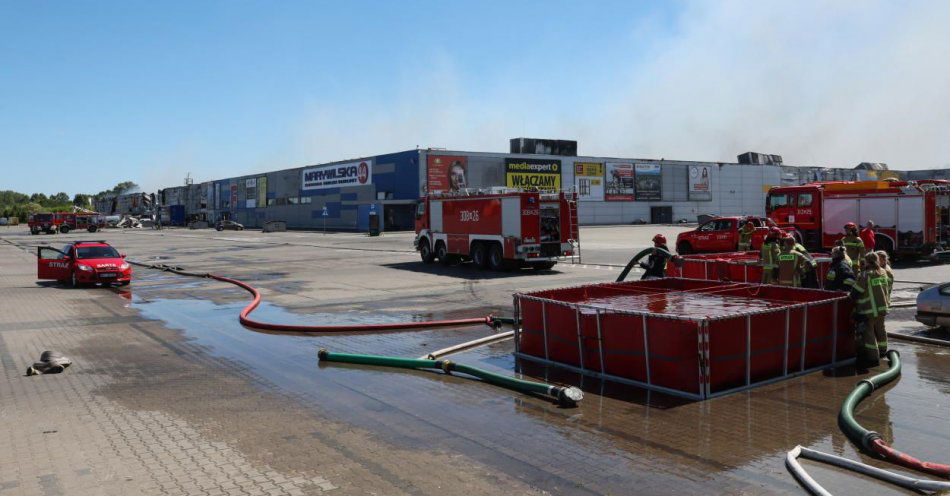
xmin=851 ymin=268 xmax=890 ymax=368
xmin=793 ymin=242 xmax=819 ymax=288
xmin=824 ymin=258 xmax=856 ymax=292
xmin=842 ymin=234 xmax=866 ymax=272
xmin=776 ymin=249 xmax=807 ymax=287
xmin=738 ymin=223 xmax=754 ymax=251
xmin=760 ymin=239 xmax=780 ymax=284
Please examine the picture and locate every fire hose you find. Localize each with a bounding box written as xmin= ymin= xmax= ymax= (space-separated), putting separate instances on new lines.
xmin=129 ymin=261 xmax=503 ymax=332
xmin=318 ymin=349 xmax=583 ymax=406
xmin=786 ymin=350 xmax=950 ymax=494
xmin=616 ymin=247 xmax=676 ymax=282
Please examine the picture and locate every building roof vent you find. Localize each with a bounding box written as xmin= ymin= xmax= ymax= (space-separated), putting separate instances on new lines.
xmin=510 ymin=138 xmax=577 ymax=156
xmin=737 ymin=152 xmax=783 ymax=165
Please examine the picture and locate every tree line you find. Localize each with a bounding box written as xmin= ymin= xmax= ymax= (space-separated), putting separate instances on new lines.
xmin=0 ymin=181 xmax=139 ymax=222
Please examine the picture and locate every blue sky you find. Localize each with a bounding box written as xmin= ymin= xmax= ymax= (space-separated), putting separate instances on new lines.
xmin=1 ymin=1 xmax=948 ymax=196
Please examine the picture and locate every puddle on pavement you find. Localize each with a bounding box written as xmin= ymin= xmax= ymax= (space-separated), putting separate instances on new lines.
xmin=119 ymin=284 xmax=950 ymax=495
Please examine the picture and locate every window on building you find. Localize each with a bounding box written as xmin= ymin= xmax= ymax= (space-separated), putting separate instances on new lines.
xmin=288 ymin=197 xmax=299 ymax=205
xmin=267 ymin=199 xmax=276 ymax=206
xmin=300 ymin=196 xmax=312 ymax=204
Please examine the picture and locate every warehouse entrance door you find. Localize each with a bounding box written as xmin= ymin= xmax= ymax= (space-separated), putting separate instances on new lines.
xmin=650 ymin=206 xmax=673 ymax=224
xmin=383 ymin=205 xmax=415 ymax=231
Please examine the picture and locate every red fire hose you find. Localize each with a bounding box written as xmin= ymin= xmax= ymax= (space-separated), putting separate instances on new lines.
xmin=132 ymin=262 xmax=496 ymax=332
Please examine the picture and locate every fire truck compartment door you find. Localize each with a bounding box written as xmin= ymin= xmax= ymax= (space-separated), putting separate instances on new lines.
xmin=501 ymin=197 xmax=520 ymax=237
xmin=822 ymin=198 xmax=858 ymax=236
xmin=37 ymin=247 xmax=70 ymax=280
xmin=897 ymin=196 xmax=924 ymax=232
xmin=430 ymin=201 xmax=443 ymax=231
xmin=858 ymin=197 xmax=897 ymax=228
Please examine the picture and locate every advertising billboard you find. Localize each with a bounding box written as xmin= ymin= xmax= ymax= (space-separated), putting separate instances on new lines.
xmin=573 ymin=162 xmax=604 ymax=202
xmin=504 ymin=158 xmax=561 ymax=191
xmin=634 ymin=163 xmax=662 ymax=201
xmin=230 ymin=183 xmax=238 ymax=212
xmin=302 ymin=160 xmax=373 ymax=191
xmin=688 ymin=165 xmax=712 ymax=201
xmin=605 ymin=162 xmax=635 ymax=201
xmin=427 ymin=155 xmax=468 ymax=193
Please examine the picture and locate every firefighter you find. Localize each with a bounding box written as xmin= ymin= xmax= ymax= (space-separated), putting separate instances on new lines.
xmin=851 ymin=252 xmax=891 ymax=370
xmin=759 ymin=227 xmax=782 ymax=284
xmin=738 ymin=217 xmax=755 ymax=251
xmin=825 ymin=246 xmax=856 ymax=291
xmin=776 ymin=236 xmax=807 ymax=287
xmin=842 ymin=222 xmax=866 ymax=272
xmin=791 ymin=238 xmax=819 ymax=288
xmin=877 ymin=250 xmax=894 ymax=298
xmin=640 ymin=234 xmax=670 ymax=280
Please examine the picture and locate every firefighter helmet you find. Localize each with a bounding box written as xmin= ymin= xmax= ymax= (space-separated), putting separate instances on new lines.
xmin=769 ymin=227 xmax=783 ymax=236
xmin=844 ymin=222 xmax=857 ymax=230
xmin=652 ymin=234 xmax=667 ymax=245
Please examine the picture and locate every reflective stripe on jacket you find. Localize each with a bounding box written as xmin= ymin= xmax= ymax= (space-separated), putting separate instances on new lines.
xmin=852 ymin=269 xmax=890 ymax=317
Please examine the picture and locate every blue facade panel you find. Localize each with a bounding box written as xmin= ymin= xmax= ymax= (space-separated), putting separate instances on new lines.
xmin=372 ymin=150 xmax=419 ymax=200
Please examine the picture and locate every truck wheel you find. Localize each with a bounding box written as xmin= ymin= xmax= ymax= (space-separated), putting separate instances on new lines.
xmin=87 ymin=225 xmax=98 ymax=233
xmin=435 ymin=242 xmax=455 ymax=265
xmin=677 ymin=242 xmax=692 ymax=255
xmin=470 ymin=242 xmax=489 ymax=269
xmin=59 ymin=226 xmax=70 ymax=234
xmin=488 ymin=243 xmax=505 ymax=271
xmin=419 ymin=239 xmax=435 ymax=263
xmin=875 ymin=235 xmax=895 ymax=260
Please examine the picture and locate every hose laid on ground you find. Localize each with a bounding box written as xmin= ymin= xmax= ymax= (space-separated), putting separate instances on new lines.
xmin=129 ymin=261 xmax=499 ymax=332
xmin=838 ymin=350 xmax=950 ymax=478
xmin=420 ymin=331 xmax=514 ymax=359
xmin=786 ymin=445 xmax=950 ymax=494
xmin=616 ymin=247 xmax=675 ymax=282
xmin=318 ymin=349 xmax=583 ymax=406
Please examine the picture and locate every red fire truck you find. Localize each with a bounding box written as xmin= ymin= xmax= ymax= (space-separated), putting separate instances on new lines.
xmin=766 ymin=180 xmax=950 ymax=256
xmin=29 ymin=212 xmax=106 ymax=234
xmin=414 ymin=190 xmax=578 ymax=270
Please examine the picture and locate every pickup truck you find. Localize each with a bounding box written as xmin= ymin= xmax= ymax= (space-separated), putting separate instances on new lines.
xmin=675 ymin=216 xmax=793 ymax=254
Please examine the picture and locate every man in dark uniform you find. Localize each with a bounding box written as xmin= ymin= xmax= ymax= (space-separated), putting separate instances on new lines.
xmin=640 ymin=234 xmax=670 ymax=280
xmin=825 ymin=246 xmax=856 ymax=291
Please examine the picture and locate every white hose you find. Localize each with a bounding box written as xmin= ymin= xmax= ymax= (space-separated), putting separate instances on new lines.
xmin=786 ymin=445 xmax=950 ymax=494
xmin=421 ymin=331 xmax=515 ymax=359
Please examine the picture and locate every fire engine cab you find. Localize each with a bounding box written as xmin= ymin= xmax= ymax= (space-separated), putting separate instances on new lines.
xmin=766 ymin=180 xmax=950 ymax=256
xmin=414 ymin=189 xmax=578 ymax=270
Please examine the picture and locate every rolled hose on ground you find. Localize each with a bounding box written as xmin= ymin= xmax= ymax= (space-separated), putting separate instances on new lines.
xmin=129 ymin=261 xmax=503 ymax=332
xmin=786 ymin=445 xmax=950 ymax=494
xmin=616 ymin=246 xmax=676 ymax=282
xmin=317 ymin=349 xmax=583 ymax=406
xmin=839 ymin=350 xmax=950 ymax=478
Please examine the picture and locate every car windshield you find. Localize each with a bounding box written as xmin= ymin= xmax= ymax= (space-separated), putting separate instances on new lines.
xmin=766 ymin=194 xmax=788 ymax=211
xmin=34 ymin=214 xmax=53 ymax=221
xmin=76 ymin=246 xmax=119 ymax=259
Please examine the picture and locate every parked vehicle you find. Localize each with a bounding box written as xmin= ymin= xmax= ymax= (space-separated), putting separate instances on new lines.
xmin=57 ymin=213 xmax=107 ymax=233
xmin=675 ymin=216 xmax=791 ymax=254
xmin=916 ymin=283 xmax=950 ymax=330
xmin=36 ymin=240 xmax=132 ymax=287
xmin=767 ymin=180 xmax=950 ymax=256
xmin=28 ymin=213 xmax=62 ymax=234
xmin=215 ymin=219 xmax=244 ymax=231
xmin=414 ymin=190 xmax=578 ymax=270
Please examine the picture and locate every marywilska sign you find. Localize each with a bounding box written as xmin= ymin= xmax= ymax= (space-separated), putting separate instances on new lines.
xmin=302 ymin=160 xmax=373 ymax=191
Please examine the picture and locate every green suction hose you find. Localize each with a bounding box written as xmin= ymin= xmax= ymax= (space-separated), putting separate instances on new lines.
xmin=617 ymin=246 xmax=675 ymax=282
xmin=838 ymin=350 xmax=901 ymax=450
xmin=317 ymin=349 xmax=583 ymax=407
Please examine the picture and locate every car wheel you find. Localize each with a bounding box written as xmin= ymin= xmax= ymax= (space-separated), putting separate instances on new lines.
xmin=419 ymin=239 xmax=435 ymax=264
xmin=677 ymin=242 xmax=692 ymax=255
xmin=488 ymin=243 xmax=505 ymax=271
xmin=470 ymin=242 xmax=489 ymax=268
xmin=216 ymin=226 xmax=223 ymax=231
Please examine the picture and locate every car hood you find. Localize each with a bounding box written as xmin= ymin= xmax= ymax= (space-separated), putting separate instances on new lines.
xmin=76 ymin=258 xmax=127 ymax=268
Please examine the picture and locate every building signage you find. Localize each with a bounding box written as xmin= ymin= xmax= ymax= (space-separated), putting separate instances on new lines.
xmin=504 ymin=158 xmax=561 ymax=191
xmin=688 ymin=165 xmax=712 ymax=201
xmin=230 ymin=184 xmax=238 ymax=211
xmin=605 ymin=162 xmax=635 ymax=201
xmin=573 ymin=162 xmax=604 ymax=202
xmin=302 ymin=160 xmax=373 ymax=191
xmin=634 ymin=163 xmax=662 ymax=201
xmin=245 ymin=178 xmax=256 ymax=188
xmin=257 ymin=177 xmax=267 ymax=207
xmin=246 ymin=199 xmax=256 ymax=209
xmin=427 ymin=155 xmax=468 ymax=193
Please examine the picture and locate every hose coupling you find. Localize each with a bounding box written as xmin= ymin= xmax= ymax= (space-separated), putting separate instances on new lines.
xmin=425 ymin=353 xmax=436 ymax=360
xmin=555 ymin=386 xmax=584 ymax=407
xmin=440 ymin=360 xmax=454 ymax=374
xmin=317 ymin=348 xmax=328 ymax=360
xmin=862 ymin=431 xmax=882 ymax=451
xmin=857 ymin=378 xmax=877 ymax=393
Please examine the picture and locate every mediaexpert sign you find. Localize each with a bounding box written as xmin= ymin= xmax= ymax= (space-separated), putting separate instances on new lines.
xmin=505 ymin=158 xmax=561 ymax=191
xmin=302 ymin=160 xmax=373 ymax=191
xmin=634 ymin=163 xmax=661 ymax=201
xmin=573 ymin=162 xmax=604 ymax=202
xmin=427 ymin=155 xmax=468 ymax=193
xmin=688 ymin=165 xmax=712 ymax=201
xmin=605 ymin=162 xmax=635 ymax=201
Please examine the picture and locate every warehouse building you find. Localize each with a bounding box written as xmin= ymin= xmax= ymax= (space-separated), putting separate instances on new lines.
xmin=154 ymin=139 xmax=905 ymax=231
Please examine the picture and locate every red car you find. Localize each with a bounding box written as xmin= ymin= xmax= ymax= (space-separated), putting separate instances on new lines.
xmin=675 ymin=216 xmax=794 ymax=254
xmin=37 ymin=240 xmax=132 ymax=287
